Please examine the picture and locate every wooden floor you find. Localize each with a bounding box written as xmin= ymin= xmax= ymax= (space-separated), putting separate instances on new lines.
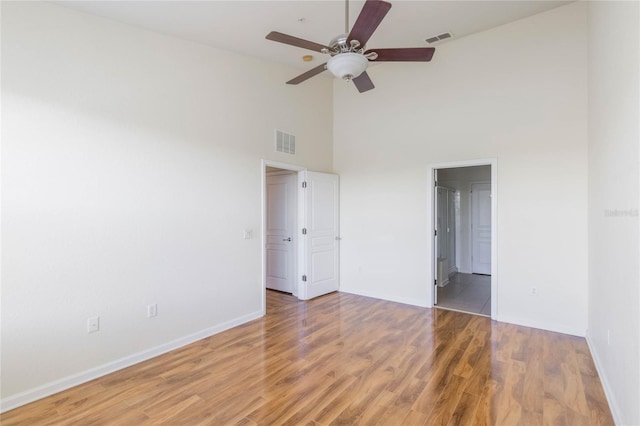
xmin=2 ymin=291 xmax=613 ymax=425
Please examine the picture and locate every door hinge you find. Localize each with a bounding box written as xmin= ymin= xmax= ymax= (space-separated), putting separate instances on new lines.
xmin=434 ymin=229 xmax=437 ymax=236
xmin=434 ymin=279 xmax=437 ymax=286
xmin=302 ymin=228 xmax=307 ymax=235
xmin=302 ymin=275 xmax=307 ymax=282
xmin=302 ymin=181 xmax=307 ymax=188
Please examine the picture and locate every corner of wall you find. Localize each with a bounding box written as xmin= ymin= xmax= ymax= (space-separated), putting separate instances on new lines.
xmin=585 ymin=330 xmax=623 ymax=425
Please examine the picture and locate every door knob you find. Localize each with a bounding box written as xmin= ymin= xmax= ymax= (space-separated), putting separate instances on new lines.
xmin=283 ymin=237 xmax=292 ymax=242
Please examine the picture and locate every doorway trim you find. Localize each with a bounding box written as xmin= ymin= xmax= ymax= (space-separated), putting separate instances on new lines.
xmin=427 ymin=158 xmax=498 ymax=319
xmin=261 ymin=160 xmax=306 ymax=315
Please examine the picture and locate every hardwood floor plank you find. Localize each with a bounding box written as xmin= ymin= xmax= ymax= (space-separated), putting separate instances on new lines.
xmin=473 ymin=379 xmax=501 ymax=426
xmin=453 ymin=329 xmax=488 ymax=379
xmin=460 ymin=335 xmax=493 ymax=397
xmin=375 ymin=378 xmax=427 ymax=424
xmin=423 ymin=374 xmax=466 ymax=425
xmin=558 ymin=337 xmax=591 ymax=417
xmin=1 ymin=291 xmax=615 ymax=426
xmin=278 ymin=373 xmax=357 ymax=425
xmin=355 ymin=390 xmax=396 ymax=425
xmin=146 ymin=394 xmax=204 ymax=422
xmin=327 ymin=354 xmax=396 ymax=424
xmin=446 ymin=391 xmax=481 ymax=426
xmin=520 ymin=329 xmax=544 ymax=425
xmin=399 ymin=409 xmax=429 ymax=425
xmin=494 ymin=359 xmax=525 ymax=425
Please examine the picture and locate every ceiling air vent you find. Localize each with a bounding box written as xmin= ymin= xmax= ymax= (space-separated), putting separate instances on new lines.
xmin=426 ymin=32 xmax=453 ymax=44
xmin=275 ymin=129 xmax=296 ymax=155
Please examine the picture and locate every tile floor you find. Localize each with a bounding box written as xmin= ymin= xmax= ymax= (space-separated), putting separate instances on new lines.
xmin=436 ymin=272 xmax=491 ymax=316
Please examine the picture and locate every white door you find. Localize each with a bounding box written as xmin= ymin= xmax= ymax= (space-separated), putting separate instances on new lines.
xmin=299 ymin=171 xmax=340 ymax=300
xmin=471 ymin=183 xmax=491 ymax=275
xmin=433 ymin=171 xmax=439 ymax=304
xmin=447 ymin=189 xmax=456 ymax=275
xmin=266 ymin=172 xmax=296 ymax=293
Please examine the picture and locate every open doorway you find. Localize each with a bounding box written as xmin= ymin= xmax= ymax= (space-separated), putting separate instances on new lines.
xmin=261 ymin=160 xmax=341 ymax=313
xmin=265 ymin=167 xmax=298 ymax=295
xmin=262 ymin=161 xmax=305 ymax=314
xmin=431 ymin=162 xmax=496 ymax=317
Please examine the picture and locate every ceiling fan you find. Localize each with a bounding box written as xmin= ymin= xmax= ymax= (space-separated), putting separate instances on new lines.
xmin=265 ymin=0 xmax=435 ymax=93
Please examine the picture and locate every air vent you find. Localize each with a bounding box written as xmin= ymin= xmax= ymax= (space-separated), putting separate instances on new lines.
xmin=275 ymin=129 xmax=296 ymax=155
xmin=426 ymin=32 xmax=453 ymax=44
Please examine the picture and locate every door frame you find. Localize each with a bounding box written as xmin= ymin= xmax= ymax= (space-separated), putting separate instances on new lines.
xmin=427 ymin=159 xmax=498 ymax=319
xmin=261 ymin=160 xmax=306 ymax=314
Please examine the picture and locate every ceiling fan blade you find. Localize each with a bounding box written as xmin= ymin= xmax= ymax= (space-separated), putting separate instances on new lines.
xmin=286 ymin=63 xmax=328 ymax=85
xmin=266 ymin=31 xmax=330 ymax=53
xmin=352 ymin=71 xmax=375 ymax=93
xmin=365 ymin=47 xmax=435 ymax=62
xmin=347 ymin=0 xmax=392 ymax=48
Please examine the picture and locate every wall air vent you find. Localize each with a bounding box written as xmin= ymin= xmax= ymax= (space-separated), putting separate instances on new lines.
xmin=275 ymin=129 xmax=296 ymax=155
xmin=426 ymin=32 xmax=453 ymax=44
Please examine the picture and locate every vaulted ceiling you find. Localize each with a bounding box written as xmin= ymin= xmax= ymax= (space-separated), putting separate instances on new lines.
xmin=55 ymin=1 xmax=571 ymax=73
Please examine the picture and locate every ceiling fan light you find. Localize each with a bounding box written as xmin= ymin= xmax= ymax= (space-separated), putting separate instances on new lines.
xmin=327 ymin=53 xmax=368 ymax=81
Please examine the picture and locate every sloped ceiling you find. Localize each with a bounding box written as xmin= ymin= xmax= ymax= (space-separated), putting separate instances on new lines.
xmin=55 ymin=0 xmax=571 ymax=73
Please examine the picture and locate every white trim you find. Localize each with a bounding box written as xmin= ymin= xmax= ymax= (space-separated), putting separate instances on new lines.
xmin=435 ymin=305 xmax=490 ymax=318
xmin=297 ymin=171 xmax=307 ymax=299
xmin=261 ymin=159 xmax=306 ymax=312
xmin=498 ymin=314 xmax=585 ymax=337
xmin=0 ymin=310 xmax=263 ymax=413
xmin=427 ymin=159 xmax=498 ymax=320
xmin=262 ymin=160 xmax=305 ymax=172
xmin=340 ymin=289 xmax=428 ymax=308
xmin=266 ymin=170 xmax=296 ymax=177
xmin=585 ymin=332 xmax=623 ymax=426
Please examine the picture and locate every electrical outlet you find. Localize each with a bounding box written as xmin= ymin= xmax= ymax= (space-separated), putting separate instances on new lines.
xmin=530 ymin=287 xmax=538 ymax=296
xmin=147 ymin=303 xmax=158 ymax=318
xmin=87 ymin=316 xmax=100 ymax=333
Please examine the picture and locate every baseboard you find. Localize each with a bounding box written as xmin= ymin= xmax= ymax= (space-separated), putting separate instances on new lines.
xmin=1 ymin=310 xmax=264 ymax=413
xmin=437 ymin=278 xmax=450 ymax=287
xmin=585 ymin=331 xmax=623 ymax=425
xmin=340 ymin=288 xmax=428 ymax=308
xmin=497 ymin=314 xmax=586 ymax=337
xmin=340 ymin=288 xmax=584 ymax=337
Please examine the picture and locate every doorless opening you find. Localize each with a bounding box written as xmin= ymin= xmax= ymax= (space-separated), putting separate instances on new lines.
xmin=429 ymin=160 xmax=497 ymax=319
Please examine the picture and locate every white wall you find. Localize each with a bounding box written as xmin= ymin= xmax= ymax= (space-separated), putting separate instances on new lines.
xmin=587 ymin=2 xmax=640 ymax=425
xmin=438 ymin=165 xmax=491 ymax=274
xmin=1 ymin=1 xmax=333 ymax=408
xmin=334 ymin=2 xmax=588 ymax=335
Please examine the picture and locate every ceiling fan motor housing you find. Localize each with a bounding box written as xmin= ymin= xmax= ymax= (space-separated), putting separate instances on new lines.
xmin=326 ymin=34 xmax=363 ymax=54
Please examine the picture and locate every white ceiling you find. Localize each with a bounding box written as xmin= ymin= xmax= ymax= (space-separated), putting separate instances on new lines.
xmin=55 ymin=0 xmax=571 ymax=73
